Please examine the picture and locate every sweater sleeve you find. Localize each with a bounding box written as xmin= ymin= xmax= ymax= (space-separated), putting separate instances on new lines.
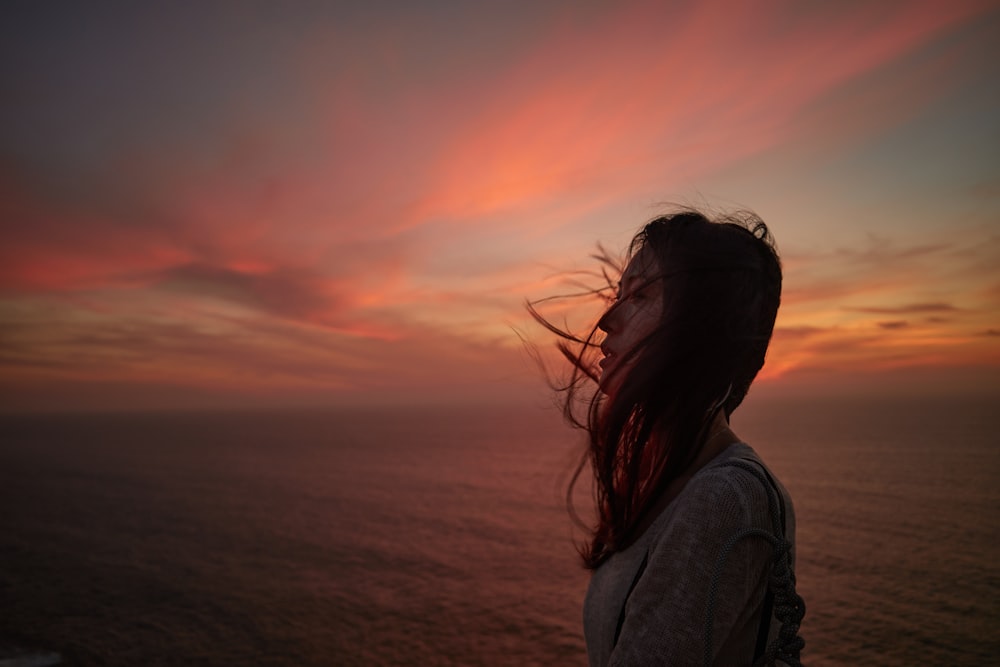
xmin=607 ymin=468 xmax=774 ymax=666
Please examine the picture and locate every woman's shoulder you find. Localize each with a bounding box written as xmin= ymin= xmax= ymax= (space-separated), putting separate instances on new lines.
xmin=684 ymin=442 xmax=768 ymax=495
xmin=649 ymin=443 xmax=782 ymax=540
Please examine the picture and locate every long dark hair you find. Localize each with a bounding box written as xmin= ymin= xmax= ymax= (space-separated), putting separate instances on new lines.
xmin=529 ymin=209 xmax=782 ymax=569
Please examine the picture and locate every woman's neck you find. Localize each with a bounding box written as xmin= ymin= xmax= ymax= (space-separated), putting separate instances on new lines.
xmin=627 ymin=411 xmax=741 ymax=544
xmin=691 ymin=410 xmax=740 ymax=471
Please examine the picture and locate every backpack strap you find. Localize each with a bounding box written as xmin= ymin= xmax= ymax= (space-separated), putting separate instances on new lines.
xmin=709 ymin=458 xmax=804 ymax=667
xmin=738 ymin=459 xmax=786 ymax=663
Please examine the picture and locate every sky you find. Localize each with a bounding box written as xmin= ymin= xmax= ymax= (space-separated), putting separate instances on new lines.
xmin=1 ymin=0 xmax=998 ymax=412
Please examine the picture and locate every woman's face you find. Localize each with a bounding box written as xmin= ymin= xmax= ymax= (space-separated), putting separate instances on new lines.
xmin=597 ymin=246 xmax=663 ymax=396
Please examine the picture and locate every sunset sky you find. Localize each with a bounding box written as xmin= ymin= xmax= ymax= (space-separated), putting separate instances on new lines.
xmin=1 ymin=0 xmax=998 ymax=412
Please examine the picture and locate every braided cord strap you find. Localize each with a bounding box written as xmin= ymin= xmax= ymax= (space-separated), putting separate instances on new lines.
xmin=702 ymin=460 xmax=806 ymax=667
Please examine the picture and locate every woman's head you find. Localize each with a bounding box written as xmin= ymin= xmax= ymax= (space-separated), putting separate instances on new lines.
xmin=598 ymin=210 xmax=782 ymax=417
xmin=531 ymin=207 xmax=781 ymax=568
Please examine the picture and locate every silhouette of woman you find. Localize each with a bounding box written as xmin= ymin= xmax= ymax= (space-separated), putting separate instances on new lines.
xmin=531 ymin=209 xmax=804 ymax=666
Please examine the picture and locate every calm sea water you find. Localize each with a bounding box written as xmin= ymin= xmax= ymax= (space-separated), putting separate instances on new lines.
xmin=1 ymin=396 xmax=997 ymax=666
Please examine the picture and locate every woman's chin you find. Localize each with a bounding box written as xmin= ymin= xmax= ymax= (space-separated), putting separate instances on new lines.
xmin=597 ymin=368 xmax=620 ymax=397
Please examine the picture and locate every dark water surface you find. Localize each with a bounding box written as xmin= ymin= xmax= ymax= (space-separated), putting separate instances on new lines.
xmin=1 ymin=397 xmax=997 ymax=665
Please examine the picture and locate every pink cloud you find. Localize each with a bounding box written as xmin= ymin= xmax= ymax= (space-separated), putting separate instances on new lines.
xmin=388 ymin=0 xmax=994 ymax=229
xmin=4 ymin=0 xmax=991 ymax=292
xmin=2 ymin=0 xmax=997 ymax=409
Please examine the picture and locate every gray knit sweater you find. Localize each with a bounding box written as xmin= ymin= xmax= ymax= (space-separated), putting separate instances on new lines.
xmin=583 ymin=443 xmax=795 ymax=666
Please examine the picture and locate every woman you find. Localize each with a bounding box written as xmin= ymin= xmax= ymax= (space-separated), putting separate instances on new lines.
xmin=532 ymin=209 xmax=804 ymax=666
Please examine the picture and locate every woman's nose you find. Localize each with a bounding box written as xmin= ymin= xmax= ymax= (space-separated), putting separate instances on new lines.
xmin=598 ymin=305 xmax=618 ymax=333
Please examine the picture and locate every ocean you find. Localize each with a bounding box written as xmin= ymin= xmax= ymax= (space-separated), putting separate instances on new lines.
xmin=1 ymin=396 xmax=997 ymax=666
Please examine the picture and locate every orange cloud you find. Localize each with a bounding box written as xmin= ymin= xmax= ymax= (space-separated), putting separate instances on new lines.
xmin=759 ymin=227 xmax=1000 ymax=385
xmin=0 ymin=291 xmax=540 ymax=414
